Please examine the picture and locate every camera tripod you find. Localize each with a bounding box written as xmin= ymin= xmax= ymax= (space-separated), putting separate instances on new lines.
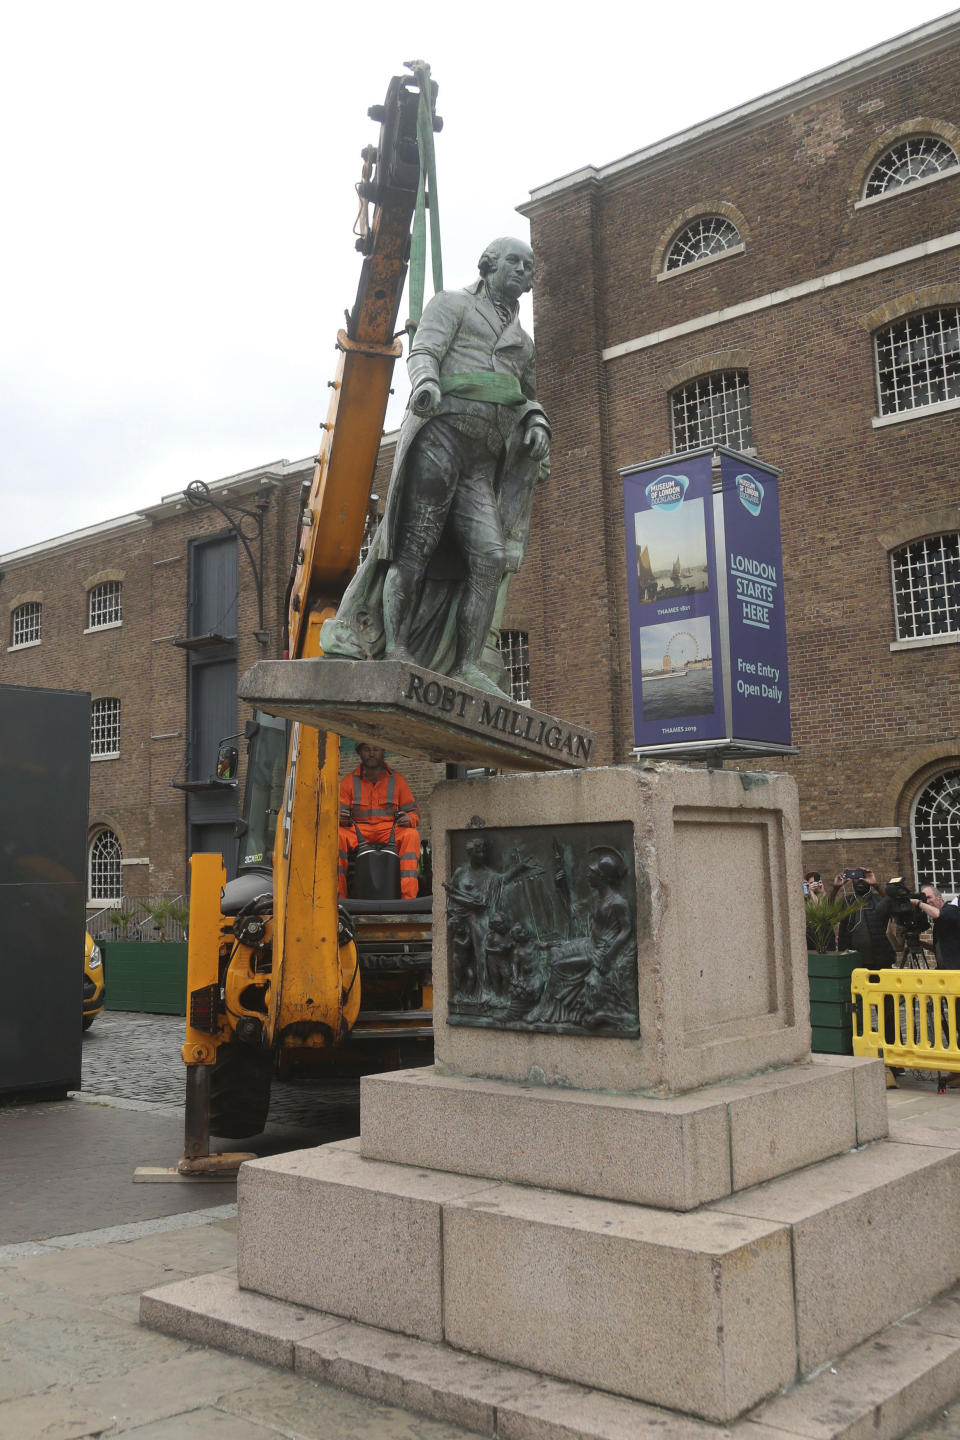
xmin=897 ymin=928 xmax=933 ymax=969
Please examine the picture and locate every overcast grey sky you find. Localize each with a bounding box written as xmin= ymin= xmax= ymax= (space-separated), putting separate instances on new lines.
xmin=1 ymin=1 xmax=954 ymax=554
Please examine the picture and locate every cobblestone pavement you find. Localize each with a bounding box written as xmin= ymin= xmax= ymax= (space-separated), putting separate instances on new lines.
xmin=81 ymin=1010 xmax=362 ymax=1135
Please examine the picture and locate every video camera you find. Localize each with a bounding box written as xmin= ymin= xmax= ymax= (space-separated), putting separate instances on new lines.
xmin=885 ymin=876 xmax=926 ymax=931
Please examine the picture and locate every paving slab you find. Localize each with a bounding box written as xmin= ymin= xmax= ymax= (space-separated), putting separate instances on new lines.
xmin=0 ymin=1097 xmax=237 ymax=1243
xmin=218 ymin=1369 xmax=480 ymax=1439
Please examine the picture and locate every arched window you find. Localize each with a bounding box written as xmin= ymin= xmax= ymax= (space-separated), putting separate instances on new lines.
xmin=671 ymin=371 xmax=753 ymax=452
xmin=912 ymin=770 xmax=960 ymax=895
xmin=91 ymin=698 xmax=121 ymax=758
xmin=11 ymin=601 xmax=42 ymax=647
xmin=87 ymin=580 xmax=122 ymax=629
xmin=890 ymin=532 xmax=960 ymax=641
xmin=88 ymin=829 xmax=122 ymax=903
xmin=665 ymin=216 xmax=741 ymax=272
xmin=875 ymin=307 xmax=960 ymax=417
xmin=865 ymin=136 xmax=958 ymax=199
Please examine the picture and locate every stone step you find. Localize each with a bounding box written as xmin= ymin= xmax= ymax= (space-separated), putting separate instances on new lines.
xmin=141 ymin=1268 xmax=960 ymax=1440
xmin=231 ymin=1132 xmax=960 ymax=1422
xmin=359 ymin=1054 xmax=887 ymax=1211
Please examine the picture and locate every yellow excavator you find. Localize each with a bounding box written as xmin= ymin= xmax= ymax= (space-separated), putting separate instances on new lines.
xmin=179 ymin=64 xmax=441 ymax=1164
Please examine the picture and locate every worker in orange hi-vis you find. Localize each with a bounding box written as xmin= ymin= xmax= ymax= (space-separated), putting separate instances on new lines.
xmin=338 ymin=742 xmax=421 ymax=899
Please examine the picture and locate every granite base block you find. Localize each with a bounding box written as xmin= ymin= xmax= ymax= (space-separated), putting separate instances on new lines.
xmin=360 ymin=1056 xmax=885 ymax=1211
xmin=441 ymin=1180 xmax=796 ymax=1422
xmin=714 ymin=1138 xmax=960 ymax=1372
xmin=235 ymin=1143 xmax=496 ymax=1342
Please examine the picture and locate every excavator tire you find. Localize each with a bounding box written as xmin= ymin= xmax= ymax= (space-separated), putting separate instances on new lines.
xmin=208 ymin=1043 xmax=273 ymax=1138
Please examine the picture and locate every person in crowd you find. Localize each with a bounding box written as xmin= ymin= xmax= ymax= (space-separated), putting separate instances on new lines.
xmin=804 ymin=871 xmax=836 ymax=950
xmin=831 ymin=867 xmax=896 ymax=966
xmin=914 ymin=883 xmax=960 ymax=968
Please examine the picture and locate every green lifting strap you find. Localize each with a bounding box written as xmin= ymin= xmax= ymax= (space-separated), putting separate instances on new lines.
xmin=407 ymin=61 xmax=443 ymax=338
xmin=439 ymin=373 xmax=526 ymax=406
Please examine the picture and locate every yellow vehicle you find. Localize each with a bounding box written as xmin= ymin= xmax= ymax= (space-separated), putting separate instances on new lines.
xmin=180 ymin=65 xmax=439 ymax=1156
xmin=83 ymin=931 xmax=104 ymax=1030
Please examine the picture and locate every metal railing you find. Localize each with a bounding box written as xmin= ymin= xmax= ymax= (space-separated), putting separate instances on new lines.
xmin=87 ymin=894 xmax=189 ymax=944
xmin=852 ymin=967 xmax=960 ymax=1073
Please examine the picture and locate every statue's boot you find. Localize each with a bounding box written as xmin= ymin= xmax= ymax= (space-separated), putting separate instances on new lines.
xmin=382 ymin=564 xmax=421 ymax=664
xmin=450 ymin=562 xmax=510 ymax=696
xmin=450 ymin=661 xmax=509 ymax=695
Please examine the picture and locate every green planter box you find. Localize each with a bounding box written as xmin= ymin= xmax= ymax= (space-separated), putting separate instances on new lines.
xmin=808 ymin=951 xmax=860 ymax=1056
xmin=807 ymin=950 xmax=862 ymax=979
xmin=102 ymin=942 xmax=188 ymax=1015
xmin=811 ymin=1026 xmax=854 ymax=1055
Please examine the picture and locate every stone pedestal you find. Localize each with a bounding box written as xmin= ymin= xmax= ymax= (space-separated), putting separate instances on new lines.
xmin=141 ymin=764 xmax=960 ymax=1438
xmin=431 ymin=764 xmax=810 ymax=1095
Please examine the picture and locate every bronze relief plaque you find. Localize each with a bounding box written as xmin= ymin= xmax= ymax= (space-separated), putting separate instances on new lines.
xmin=444 ymin=822 xmax=641 ymax=1037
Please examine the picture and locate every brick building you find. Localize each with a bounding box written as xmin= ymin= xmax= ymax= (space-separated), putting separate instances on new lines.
xmin=0 ymin=441 xmax=453 ymax=918
xmin=6 ymin=14 xmax=960 ymax=909
xmin=0 ymin=459 xmax=311 ymax=914
xmin=505 ymin=12 xmax=960 ymax=891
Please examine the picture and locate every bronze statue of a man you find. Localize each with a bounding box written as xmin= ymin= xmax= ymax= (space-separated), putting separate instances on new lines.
xmin=319 ymin=236 xmax=550 ymax=695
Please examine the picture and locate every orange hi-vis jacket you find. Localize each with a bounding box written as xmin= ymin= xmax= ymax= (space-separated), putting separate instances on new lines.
xmin=338 ymin=763 xmax=421 ymax=898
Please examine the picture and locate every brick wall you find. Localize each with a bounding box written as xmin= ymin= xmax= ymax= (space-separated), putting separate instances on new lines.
xmin=0 ymin=462 xmax=308 ymax=907
xmin=515 ymin=27 xmax=960 ymax=885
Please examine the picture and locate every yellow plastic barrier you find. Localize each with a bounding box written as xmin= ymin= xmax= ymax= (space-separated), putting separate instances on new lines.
xmin=852 ymin=967 xmax=960 ymax=1073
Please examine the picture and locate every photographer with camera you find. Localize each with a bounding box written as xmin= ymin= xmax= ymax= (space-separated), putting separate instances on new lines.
xmin=830 ymin=867 xmax=896 ymax=967
xmin=913 ymin=883 xmax=960 ymax=968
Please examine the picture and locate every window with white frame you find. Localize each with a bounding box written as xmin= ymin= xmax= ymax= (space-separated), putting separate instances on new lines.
xmin=498 ymin=629 xmax=530 ymax=704
xmin=865 ymin=136 xmax=958 ymax=199
xmin=912 ymin=770 xmax=960 ymax=895
xmin=10 ymin=602 xmax=42 ymax=647
xmin=891 ymin=532 xmax=960 ymax=641
xmin=665 ymin=216 xmax=741 ymax=271
xmin=672 ymin=371 xmax=753 ymax=452
xmin=88 ymin=828 xmax=122 ymax=903
xmin=91 ymin=698 xmax=121 ymax=757
xmin=875 ymin=307 xmax=960 ymax=417
xmin=87 ymin=580 xmax=122 ymax=629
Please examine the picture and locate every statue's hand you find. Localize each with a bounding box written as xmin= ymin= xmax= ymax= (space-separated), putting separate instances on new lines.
xmin=411 ymin=381 xmax=442 ymax=417
xmin=524 ymin=423 xmax=550 ymax=461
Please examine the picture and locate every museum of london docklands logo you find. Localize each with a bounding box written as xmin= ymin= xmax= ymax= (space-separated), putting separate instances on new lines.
xmin=735 ymin=472 xmax=764 ymax=516
xmin=644 ymin=474 xmax=689 ymax=512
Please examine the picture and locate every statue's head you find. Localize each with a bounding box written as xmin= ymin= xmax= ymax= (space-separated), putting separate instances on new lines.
xmin=478 ymin=237 xmax=534 ymax=303
xmin=465 ymin=835 xmax=489 ymax=864
xmin=588 ymin=854 xmax=622 ymax=889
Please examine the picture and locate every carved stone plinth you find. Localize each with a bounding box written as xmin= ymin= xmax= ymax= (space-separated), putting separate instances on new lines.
xmin=140 ymin=765 xmax=960 ymax=1436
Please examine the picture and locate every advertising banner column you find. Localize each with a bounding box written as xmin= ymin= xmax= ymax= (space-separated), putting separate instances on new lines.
xmin=622 ymin=451 xmax=725 ymax=748
xmin=622 ymin=447 xmax=793 ymax=758
xmin=719 ymin=453 xmax=791 ymax=746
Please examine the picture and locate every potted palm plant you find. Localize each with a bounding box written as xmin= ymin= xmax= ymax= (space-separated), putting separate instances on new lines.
xmin=806 ymin=895 xmax=865 ymax=1055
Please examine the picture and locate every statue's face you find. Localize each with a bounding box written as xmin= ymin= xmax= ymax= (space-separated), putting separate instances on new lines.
xmin=487 ymin=241 xmax=534 ymax=304
xmin=466 ymin=837 xmax=488 ymax=864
